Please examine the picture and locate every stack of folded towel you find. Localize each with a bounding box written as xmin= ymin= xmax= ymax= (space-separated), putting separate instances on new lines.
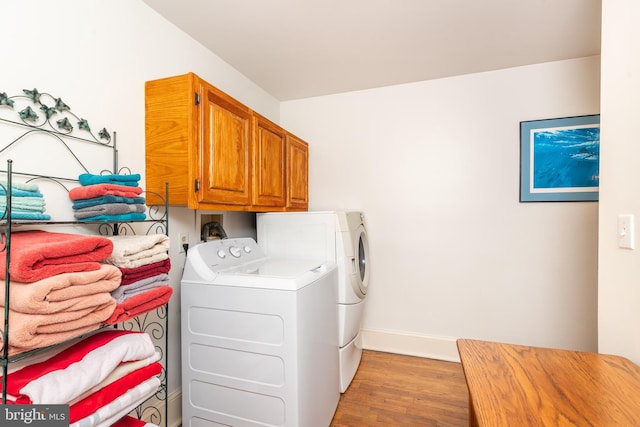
xmin=102 ymin=234 xmax=173 ymax=325
xmin=0 ymin=329 xmax=162 ymax=427
xmin=68 ymin=173 xmax=147 ymax=222
xmin=0 ymin=180 xmax=51 ymax=220
xmin=0 ymin=230 xmax=118 ymax=355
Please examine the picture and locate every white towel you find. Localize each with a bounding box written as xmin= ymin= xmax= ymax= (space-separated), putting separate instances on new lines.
xmin=104 ymin=235 xmax=170 ymax=268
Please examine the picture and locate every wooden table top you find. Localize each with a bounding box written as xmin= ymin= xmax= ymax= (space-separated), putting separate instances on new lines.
xmin=457 ymin=339 xmax=640 ymax=427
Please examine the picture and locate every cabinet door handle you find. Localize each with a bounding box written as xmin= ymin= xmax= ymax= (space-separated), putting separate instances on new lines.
xmin=194 ymin=179 xmax=200 ymax=192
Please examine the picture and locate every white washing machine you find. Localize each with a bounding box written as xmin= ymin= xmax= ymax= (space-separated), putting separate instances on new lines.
xmin=181 ymin=237 xmax=339 ymax=427
xmin=257 ymin=211 xmax=369 ymax=392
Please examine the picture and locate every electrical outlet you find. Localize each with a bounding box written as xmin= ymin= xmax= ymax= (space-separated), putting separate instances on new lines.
xmin=178 ymin=233 xmax=189 ymax=253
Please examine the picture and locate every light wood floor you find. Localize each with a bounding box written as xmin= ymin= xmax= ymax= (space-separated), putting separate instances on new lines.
xmin=330 ymin=350 xmax=469 ymax=427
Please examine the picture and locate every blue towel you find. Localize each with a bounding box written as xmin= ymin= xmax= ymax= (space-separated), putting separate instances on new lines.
xmin=72 ymin=195 xmax=146 ymax=209
xmin=78 ymin=173 xmax=141 ymax=187
xmin=77 ymin=212 xmax=147 ymax=222
xmin=0 ymin=196 xmax=46 ymax=212
xmin=1 ymin=212 xmax=51 ymax=220
xmin=0 ymin=187 xmax=43 ymax=197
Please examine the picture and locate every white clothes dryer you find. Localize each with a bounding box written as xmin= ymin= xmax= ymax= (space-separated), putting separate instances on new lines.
xmin=181 ymin=237 xmax=340 ymax=427
xmin=257 ymin=211 xmax=370 ymax=392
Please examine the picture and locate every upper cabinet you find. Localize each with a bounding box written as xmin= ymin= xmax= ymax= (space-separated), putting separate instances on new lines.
xmin=252 ymin=113 xmax=286 ymax=209
xmin=145 ymin=72 xmax=308 ymax=211
xmin=286 ymin=133 xmax=309 ymax=210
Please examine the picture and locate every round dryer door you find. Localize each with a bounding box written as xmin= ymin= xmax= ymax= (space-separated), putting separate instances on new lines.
xmin=354 ymin=223 xmax=369 ymax=297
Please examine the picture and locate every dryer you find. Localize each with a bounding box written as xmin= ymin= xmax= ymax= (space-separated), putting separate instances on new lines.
xmin=181 ymin=237 xmax=340 ymax=427
xmin=257 ymin=211 xmax=370 ymax=392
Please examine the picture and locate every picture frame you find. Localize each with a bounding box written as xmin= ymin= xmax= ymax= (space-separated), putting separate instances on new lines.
xmin=520 ymin=114 xmax=600 ymax=202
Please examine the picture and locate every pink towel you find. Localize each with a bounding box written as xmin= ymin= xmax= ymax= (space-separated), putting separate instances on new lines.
xmin=0 ymin=300 xmax=116 ymax=355
xmin=69 ymin=183 xmax=143 ymax=200
xmin=0 ymin=230 xmax=114 ymax=283
xmin=105 ymin=285 xmax=173 ymax=325
xmin=0 ymin=264 xmax=122 ymax=314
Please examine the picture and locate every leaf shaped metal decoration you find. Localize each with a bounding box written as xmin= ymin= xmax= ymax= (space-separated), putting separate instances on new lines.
xmin=0 ymin=93 xmax=14 ymax=107
xmin=99 ymin=128 xmax=111 ymax=141
xmin=40 ymin=104 xmax=57 ymax=119
xmin=78 ymin=118 xmax=91 ymax=131
xmin=56 ymin=117 xmax=73 ymax=131
xmin=23 ymin=88 xmax=41 ymax=104
xmin=19 ymin=106 xmax=39 ymax=122
xmin=55 ymin=98 xmax=70 ymax=112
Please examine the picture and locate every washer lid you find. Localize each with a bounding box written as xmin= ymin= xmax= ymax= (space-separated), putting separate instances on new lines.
xmin=193 ymin=258 xmax=336 ymax=291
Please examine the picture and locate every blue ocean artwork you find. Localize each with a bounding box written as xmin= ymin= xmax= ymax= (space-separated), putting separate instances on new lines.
xmin=532 ymin=126 xmax=600 ymax=190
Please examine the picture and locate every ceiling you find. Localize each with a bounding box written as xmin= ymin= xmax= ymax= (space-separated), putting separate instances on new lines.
xmin=142 ymin=0 xmax=602 ymax=101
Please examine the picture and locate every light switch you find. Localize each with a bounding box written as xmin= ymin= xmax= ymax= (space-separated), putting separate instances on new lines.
xmin=618 ymin=214 xmax=634 ymax=249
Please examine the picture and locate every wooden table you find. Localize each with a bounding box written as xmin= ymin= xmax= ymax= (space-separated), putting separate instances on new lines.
xmin=456 ymin=339 xmax=640 ymax=427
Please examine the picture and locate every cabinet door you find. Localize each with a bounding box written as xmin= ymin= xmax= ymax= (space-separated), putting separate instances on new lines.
xmin=286 ymin=133 xmax=309 ymax=210
xmin=252 ymin=113 xmax=286 ymax=208
xmin=199 ymin=85 xmax=252 ymax=206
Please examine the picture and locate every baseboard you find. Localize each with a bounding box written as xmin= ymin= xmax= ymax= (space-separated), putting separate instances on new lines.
xmin=148 ymin=387 xmax=181 ymax=427
xmin=360 ymin=327 xmax=461 ymax=362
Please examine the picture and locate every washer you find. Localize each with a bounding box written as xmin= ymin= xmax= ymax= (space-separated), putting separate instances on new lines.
xmin=181 ymin=237 xmax=339 ymax=427
xmin=257 ymin=211 xmax=370 ymax=392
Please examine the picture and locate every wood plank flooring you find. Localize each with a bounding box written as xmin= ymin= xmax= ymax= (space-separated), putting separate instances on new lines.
xmin=330 ymin=350 xmax=469 ymax=427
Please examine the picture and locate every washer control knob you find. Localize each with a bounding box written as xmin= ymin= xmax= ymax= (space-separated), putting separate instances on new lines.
xmin=217 ymin=249 xmax=226 ymax=259
xmin=229 ymin=246 xmax=242 ymax=258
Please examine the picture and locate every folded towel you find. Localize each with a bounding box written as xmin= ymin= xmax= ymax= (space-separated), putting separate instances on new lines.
xmin=70 ymin=376 xmax=161 ymax=427
xmin=0 ymin=196 xmax=46 ymax=211
xmin=0 ymin=187 xmax=43 ymax=197
xmin=0 ymin=300 xmax=116 ymax=355
xmin=69 ymin=184 xmax=143 ymax=201
xmin=68 ymin=350 xmax=161 ymax=406
xmin=78 ymin=212 xmax=147 ymax=222
xmin=0 ymin=264 xmax=121 ymax=314
xmin=105 ymin=285 xmax=173 ymax=325
xmin=112 ymin=415 xmax=159 ymax=427
xmin=104 ymin=234 xmax=170 ymax=269
xmin=69 ymin=362 xmax=162 ymax=423
xmin=78 ymin=173 xmax=141 ymax=187
xmin=1 ymin=212 xmax=51 ymax=220
xmin=0 ymin=180 xmax=40 ymax=193
xmin=1 ymin=329 xmax=155 ymax=404
xmin=73 ymin=203 xmax=146 ymax=220
xmin=111 ymin=273 xmax=169 ymax=303
xmin=119 ymin=258 xmax=171 ymax=286
xmin=72 ymin=195 xmax=146 ymax=210
xmin=0 ymin=230 xmax=114 ymax=283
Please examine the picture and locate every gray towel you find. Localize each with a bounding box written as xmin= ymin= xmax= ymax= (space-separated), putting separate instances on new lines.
xmin=73 ymin=203 xmax=145 ymax=220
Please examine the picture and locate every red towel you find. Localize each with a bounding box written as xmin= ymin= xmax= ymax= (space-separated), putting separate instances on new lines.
xmin=105 ymin=285 xmax=173 ymax=325
xmin=69 ymin=183 xmax=143 ymax=200
xmin=119 ymin=258 xmax=171 ymax=286
xmin=0 ymin=230 xmax=114 ymax=283
xmin=112 ymin=415 xmax=151 ymax=427
xmin=69 ymin=361 xmax=162 ymax=423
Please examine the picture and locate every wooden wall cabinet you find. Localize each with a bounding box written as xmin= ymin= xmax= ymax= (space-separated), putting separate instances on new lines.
xmin=252 ymin=112 xmax=286 ymax=209
xmin=145 ymin=72 xmax=308 ymax=211
xmin=286 ymin=132 xmax=309 ymax=210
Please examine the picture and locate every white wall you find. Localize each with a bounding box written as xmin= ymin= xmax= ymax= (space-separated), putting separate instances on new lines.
xmin=1 ymin=1 xmax=609 ymax=424
xmin=0 ymin=1 xmax=278 ymax=422
xmin=281 ymin=56 xmax=601 ymax=360
xmin=598 ymin=0 xmax=640 ymax=363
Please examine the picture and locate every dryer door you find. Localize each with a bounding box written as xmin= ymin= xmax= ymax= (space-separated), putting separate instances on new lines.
xmin=354 ymin=224 xmax=369 ymax=297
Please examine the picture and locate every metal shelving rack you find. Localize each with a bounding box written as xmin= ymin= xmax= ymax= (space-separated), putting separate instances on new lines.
xmin=0 ymin=87 xmax=169 ymax=426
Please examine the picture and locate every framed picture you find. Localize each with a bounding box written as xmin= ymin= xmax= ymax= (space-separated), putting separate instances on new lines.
xmin=520 ymin=114 xmax=600 ymax=202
